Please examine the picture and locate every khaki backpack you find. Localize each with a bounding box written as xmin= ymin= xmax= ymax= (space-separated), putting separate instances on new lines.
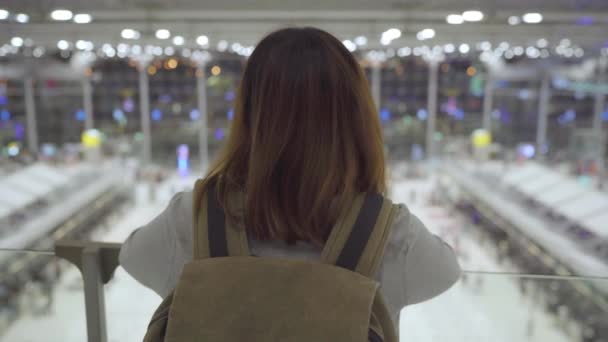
xmin=143 ymin=180 xmax=399 ymax=342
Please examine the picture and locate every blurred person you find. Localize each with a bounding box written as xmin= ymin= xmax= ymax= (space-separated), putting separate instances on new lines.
xmin=120 ymin=27 xmax=460 ymax=340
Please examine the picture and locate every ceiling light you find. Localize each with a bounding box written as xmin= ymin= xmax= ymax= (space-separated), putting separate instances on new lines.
xmin=342 ymin=40 xmax=356 ymax=52
xmin=444 ymin=44 xmax=455 ymax=53
xmin=196 ymin=35 xmax=209 ymax=46
xmin=76 ymin=40 xmax=94 ymax=51
xmin=397 ymin=47 xmax=411 ymax=57
xmin=354 ymin=36 xmax=368 ymax=46
xmin=50 ymin=9 xmax=73 ymax=21
xmin=462 ymin=10 xmax=484 ymax=22
xmin=522 ymin=13 xmax=543 ymax=24
xmin=152 ymin=46 xmax=163 ymax=56
xmin=459 ymin=43 xmax=470 ymax=54
xmin=10 ymin=37 xmax=24 ymax=47
xmin=57 ymin=40 xmax=70 ymax=50
xmin=15 ymin=13 xmax=29 ymax=23
xmin=446 ymin=14 xmax=464 ymax=24
xmin=121 ymin=29 xmax=140 ymax=40
xmin=508 ymin=16 xmax=521 ymax=25
xmin=536 ymin=39 xmax=548 ymax=48
xmin=156 ymin=29 xmax=171 ymax=40
xmin=172 ymin=36 xmax=185 ymax=46
xmin=381 ymin=28 xmax=401 ymax=45
xmin=416 ymin=28 xmax=435 ymax=41
xmin=0 ymin=9 xmax=9 ymax=20
xmin=33 ymin=46 xmax=45 ymax=57
xmin=526 ymin=46 xmax=540 ymax=58
xmin=513 ymin=46 xmax=524 ymax=56
xmin=217 ymin=40 xmax=228 ymax=51
xmin=73 ymin=13 xmax=92 ymax=24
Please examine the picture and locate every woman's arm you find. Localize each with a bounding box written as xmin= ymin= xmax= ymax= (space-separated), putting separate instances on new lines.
xmin=379 ymin=205 xmax=461 ymax=311
xmin=119 ymin=192 xmax=192 ymax=297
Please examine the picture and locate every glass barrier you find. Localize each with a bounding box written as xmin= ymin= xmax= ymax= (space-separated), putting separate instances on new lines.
xmin=0 ymin=248 xmax=86 ymax=341
xmin=0 ymin=243 xmax=606 ymax=342
xmin=102 ymin=268 xmax=608 ymax=341
xmin=105 ymin=266 xmax=162 ymax=341
xmin=400 ymin=271 xmax=608 ymax=342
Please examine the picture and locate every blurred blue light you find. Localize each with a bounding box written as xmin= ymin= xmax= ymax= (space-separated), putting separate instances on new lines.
xmin=214 ymin=128 xmax=224 ymax=140
xmin=177 ymin=158 xmax=189 ymax=176
xmin=14 ymin=122 xmax=24 ymax=140
xmin=75 ymin=109 xmax=86 ymax=121
xmin=41 ymin=144 xmax=57 ymax=157
xmin=380 ymin=108 xmax=391 ymax=122
xmin=189 ymin=109 xmax=201 ymax=121
xmin=177 ymin=144 xmax=189 ymax=177
xmin=518 ymin=89 xmax=531 ymax=100
xmin=113 ymin=108 xmax=125 ymax=121
xmin=452 ymin=108 xmax=465 ymax=120
xmin=602 ymin=109 xmax=608 ymax=121
xmin=224 ymin=90 xmax=236 ymax=102
xmin=552 ymin=77 xmax=570 ymax=89
xmin=417 ymin=108 xmax=428 ymax=121
xmin=0 ymin=109 xmax=10 ymax=121
xmin=123 ymin=97 xmax=135 ymax=112
xmin=518 ymin=144 xmax=535 ymax=159
xmin=411 ymin=144 xmax=424 ymax=161
xmin=227 ymin=108 xmax=234 ymax=121
xmin=151 ymin=108 xmax=163 ymax=121
xmin=500 ymin=109 xmax=512 ymax=124
xmin=558 ymin=108 xmax=576 ymax=125
xmin=576 ymin=16 xmax=594 ymax=26
xmin=0 ymin=96 xmax=7 ymax=106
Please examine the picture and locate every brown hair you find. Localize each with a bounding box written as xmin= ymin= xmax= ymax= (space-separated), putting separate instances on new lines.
xmin=201 ymin=27 xmax=386 ymax=246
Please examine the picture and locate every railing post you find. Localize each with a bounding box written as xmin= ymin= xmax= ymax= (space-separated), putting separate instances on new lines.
xmin=81 ymin=245 xmax=108 ymax=342
xmin=55 ymin=240 xmax=121 ymax=342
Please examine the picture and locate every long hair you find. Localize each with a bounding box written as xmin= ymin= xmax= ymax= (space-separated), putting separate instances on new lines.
xmin=201 ymin=27 xmax=386 ymax=246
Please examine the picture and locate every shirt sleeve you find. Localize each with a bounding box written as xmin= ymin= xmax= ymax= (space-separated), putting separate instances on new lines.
xmin=119 ymin=191 xmax=192 ymax=298
xmin=378 ymin=205 xmax=461 ymax=313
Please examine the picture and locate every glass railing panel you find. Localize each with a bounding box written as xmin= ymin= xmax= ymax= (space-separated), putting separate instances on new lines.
xmin=105 ymin=266 xmax=162 ymax=341
xmin=0 ymin=248 xmax=86 ymax=341
xmin=400 ymin=271 xmax=608 ymax=341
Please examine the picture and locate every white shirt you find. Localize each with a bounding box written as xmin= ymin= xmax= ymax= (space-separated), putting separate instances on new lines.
xmin=119 ymin=191 xmax=460 ymax=323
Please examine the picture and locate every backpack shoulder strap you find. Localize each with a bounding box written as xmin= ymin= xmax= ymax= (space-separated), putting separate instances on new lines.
xmin=321 ymin=193 xmax=397 ymax=277
xmin=192 ymin=179 xmax=250 ymax=259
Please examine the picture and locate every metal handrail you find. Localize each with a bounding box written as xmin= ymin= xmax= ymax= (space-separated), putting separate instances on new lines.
xmin=55 ymin=240 xmax=121 ymax=342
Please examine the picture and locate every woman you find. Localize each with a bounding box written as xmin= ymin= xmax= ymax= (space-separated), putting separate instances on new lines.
xmin=120 ymin=27 xmax=460 ymax=332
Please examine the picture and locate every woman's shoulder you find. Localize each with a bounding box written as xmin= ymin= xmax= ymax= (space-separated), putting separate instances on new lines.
xmin=386 ymin=203 xmax=427 ymax=254
xmin=167 ymin=190 xmax=195 ymax=242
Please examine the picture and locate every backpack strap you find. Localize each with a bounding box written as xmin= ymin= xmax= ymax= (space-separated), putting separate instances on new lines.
xmin=192 ymin=179 xmax=250 ymax=259
xmin=321 ymin=193 xmax=397 ymax=277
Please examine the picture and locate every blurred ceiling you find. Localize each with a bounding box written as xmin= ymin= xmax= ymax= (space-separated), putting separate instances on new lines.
xmin=0 ymin=0 xmax=607 ymax=54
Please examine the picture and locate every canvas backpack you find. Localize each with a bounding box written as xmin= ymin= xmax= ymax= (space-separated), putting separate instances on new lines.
xmin=143 ymin=180 xmax=399 ymax=342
